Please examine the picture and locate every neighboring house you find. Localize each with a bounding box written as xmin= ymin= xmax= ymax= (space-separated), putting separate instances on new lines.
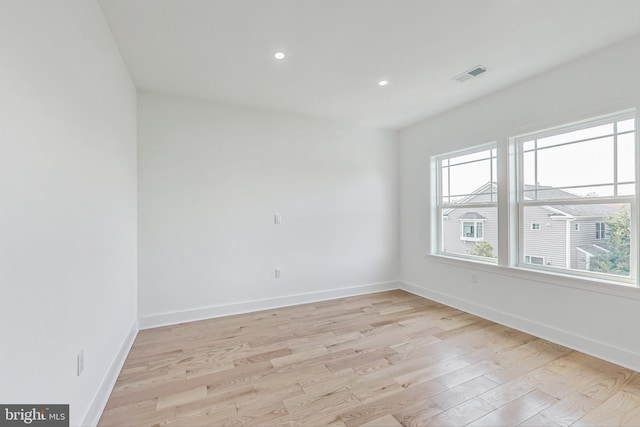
xmin=443 ymin=183 xmax=617 ymax=270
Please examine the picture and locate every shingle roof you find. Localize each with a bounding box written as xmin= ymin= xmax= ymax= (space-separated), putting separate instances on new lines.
xmin=577 ymin=243 xmax=610 ymax=256
xmin=554 ymin=204 xmax=618 ymax=217
xmin=458 ymin=212 xmax=486 ymax=220
xmin=448 ymin=182 xmax=620 ymax=218
xmin=521 ymin=185 xmax=618 ymax=217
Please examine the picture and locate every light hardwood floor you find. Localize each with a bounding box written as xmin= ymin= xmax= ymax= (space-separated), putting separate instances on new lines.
xmin=99 ymin=290 xmax=640 ymax=426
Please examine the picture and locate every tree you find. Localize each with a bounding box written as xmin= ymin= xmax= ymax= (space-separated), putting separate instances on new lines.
xmin=467 ymin=241 xmax=495 ymax=258
xmin=589 ymin=206 xmax=630 ymax=275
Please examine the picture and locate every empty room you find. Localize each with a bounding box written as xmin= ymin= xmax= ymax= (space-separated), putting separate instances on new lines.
xmin=3 ymin=1 xmax=640 ymax=426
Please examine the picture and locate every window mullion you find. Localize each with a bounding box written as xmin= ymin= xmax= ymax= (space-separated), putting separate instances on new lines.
xmin=520 ymin=196 xmax=635 ymax=208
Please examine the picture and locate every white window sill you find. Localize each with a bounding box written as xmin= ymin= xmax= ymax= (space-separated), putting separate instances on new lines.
xmin=426 ymin=253 xmax=640 ymax=300
xmin=460 ymin=237 xmax=483 ymax=242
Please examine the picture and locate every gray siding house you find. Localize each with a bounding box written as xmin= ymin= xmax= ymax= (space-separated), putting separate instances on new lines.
xmin=443 ymin=183 xmax=616 ymax=270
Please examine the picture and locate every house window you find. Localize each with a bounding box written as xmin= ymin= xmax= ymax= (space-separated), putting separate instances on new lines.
xmin=531 ymin=223 xmax=541 ymax=230
xmin=461 ymin=220 xmax=484 ymax=241
xmin=525 ymin=255 xmax=545 ymax=265
xmin=433 ymin=143 xmax=497 ymax=262
xmin=516 ymin=110 xmax=636 ymax=281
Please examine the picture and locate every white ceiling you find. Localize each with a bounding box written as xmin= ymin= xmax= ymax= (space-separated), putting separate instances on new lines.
xmin=98 ymin=0 xmax=640 ymax=129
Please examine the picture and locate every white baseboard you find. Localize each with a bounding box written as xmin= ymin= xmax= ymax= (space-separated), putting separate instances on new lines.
xmin=399 ymin=280 xmax=640 ymax=373
xmin=139 ymin=281 xmax=401 ymax=330
xmin=81 ymin=319 xmax=139 ymax=427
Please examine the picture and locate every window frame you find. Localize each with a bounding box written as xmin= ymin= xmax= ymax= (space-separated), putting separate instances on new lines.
xmin=432 ymin=142 xmax=498 ymax=264
xmin=595 ymin=222 xmax=606 ymax=239
xmin=460 ymin=220 xmax=485 ymax=241
xmin=514 ymin=109 xmax=637 ymax=285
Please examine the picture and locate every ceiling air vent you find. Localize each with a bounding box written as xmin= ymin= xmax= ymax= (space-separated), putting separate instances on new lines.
xmin=452 ymin=65 xmax=487 ymax=83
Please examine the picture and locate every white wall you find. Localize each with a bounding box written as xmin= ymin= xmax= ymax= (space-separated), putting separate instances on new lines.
xmin=138 ymin=92 xmax=398 ymax=325
xmin=399 ymin=35 xmax=640 ymax=371
xmin=0 ymin=2 xmax=137 ymax=425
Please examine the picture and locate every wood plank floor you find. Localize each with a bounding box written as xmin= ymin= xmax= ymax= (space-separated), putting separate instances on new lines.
xmin=99 ymin=290 xmax=640 ymax=426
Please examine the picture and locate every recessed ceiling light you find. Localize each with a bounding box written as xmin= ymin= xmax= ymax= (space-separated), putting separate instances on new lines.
xmin=274 ymin=52 xmax=285 ymax=60
xmin=378 ymin=80 xmax=389 ymax=86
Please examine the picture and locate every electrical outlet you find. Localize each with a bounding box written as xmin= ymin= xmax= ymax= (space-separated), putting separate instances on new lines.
xmin=274 ymin=214 xmax=281 ymax=224
xmin=275 ymin=268 xmax=281 ymax=278
xmin=470 ymin=273 xmax=478 ymax=283
xmin=77 ymin=350 xmax=84 ymax=376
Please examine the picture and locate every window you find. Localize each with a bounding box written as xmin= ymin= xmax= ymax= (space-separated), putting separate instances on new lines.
xmin=434 ymin=144 xmax=497 ymax=261
xmin=461 ymin=220 xmax=484 ymax=241
xmin=431 ymin=109 xmax=637 ymax=287
xmin=525 ymin=255 xmax=545 ymax=265
xmin=517 ymin=110 xmax=636 ymax=281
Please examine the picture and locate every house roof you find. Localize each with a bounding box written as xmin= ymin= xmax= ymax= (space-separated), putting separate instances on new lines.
xmin=458 ymin=212 xmax=486 ymax=220
xmin=577 ymin=243 xmax=610 ymax=257
xmin=442 ymin=182 xmax=496 ymax=216
xmin=446 ymin=182 xmax=619 ymax=218
xmin=553 ymin=204 xmax=618 ymax=217
xmin=523 ymin=184 xmax=573 ymax=200
xmin=523 ymin=185 xmax=618 ymax=217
